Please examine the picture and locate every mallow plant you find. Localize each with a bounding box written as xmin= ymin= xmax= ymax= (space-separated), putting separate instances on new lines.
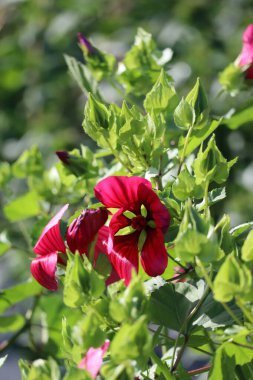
xmin=1 ymin=25 xmax=253 ymax=380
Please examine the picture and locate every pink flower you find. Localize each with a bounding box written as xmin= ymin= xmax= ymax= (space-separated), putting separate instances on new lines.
xmin=66 ymin=208 xmax=108 ymax=254
xmin=78 ymin=340 xmax=110 ymax=379
xmin=31 ymin=204 xmax=69 ymax=291
xmin=239 ymin=24 xmax=253 ymax=79
xmin=94 ymin=176 xmax=170 ymax=285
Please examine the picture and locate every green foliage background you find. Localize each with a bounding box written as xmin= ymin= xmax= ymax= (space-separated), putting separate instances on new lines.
xmin=2 ymin=0 xmax=253 ymax=223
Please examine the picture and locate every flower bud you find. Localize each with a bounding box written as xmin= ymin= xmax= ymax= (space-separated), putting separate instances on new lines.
xmin=66 ymin=208 xmax=108 ymax=254
xmin=56 ymin=150 xmax=91 ymax=177
xmin=77 ymin=32 xmax=95 ymax=55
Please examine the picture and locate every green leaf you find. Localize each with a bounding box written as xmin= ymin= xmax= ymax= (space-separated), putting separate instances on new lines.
xmin=4 ymin=191 xmax=41 ymax=222
xmin=83 ymin=94 xmax=111 ymax=148
xmin=63 ymin=253 xmax=105 ymax=308
xmin=185 ymin=78 xmax=208 ymax=125
xmin=71 ymin=310 xmax=106 ymax=351
xmin=144 ymin=69 xmax=178 ymax=114
xmin=230 ymin=222 xmax=253 ymax=247
xmin=172 ymin=166 xmax=196 ymax=201
xmin=63 ymin=367 xmax=92 ymax=380
xmin=110 ymin=316 xmax=151 ymax=368
xmin=178 ymin=118 xmax=221 ymax=158
xmin=64 ymin=54 xmax=98 ymax=95
xmin=196 ymin=187 xmax=226 ymax=211
xmin=148 ymin=279 xmax=241 ymax=332
xmin=209 ymin=347 xmax=236 ymax=380
xmin=213 ymin=254 xmax=253 ymax=302
xmin=225 ymin=105 xmax=253 ymax=129
xmin=210 ymin=330 xmax=253 ymax=379
xmin=193 ymin=135 xmax=236 ymax=185
xmin=109 ymin=276 xmax=147 ymax=323
xmin=0 ymin=314 xmax=25 ymax=333
xmin=118 ymin=28 xmax=168 ymax=96
xmin=174 ymin=98 xmax=195 ymax=130
xmin=0 ymin=355 xmax=7 ymax=368
xmin=0 ymin=279 xmax=42 ymax=313
xmin=38 ymin=294 xmax=83 ymax=358
xmin=242 ymin=229 xmax=253 ymax=261
xmin=19 ymin=358 xmax=60 ymax=380
xmin=174 ymin=203 xmax=220 ymax=263
xmin=12 ymin=145 xmax=44 ymax=178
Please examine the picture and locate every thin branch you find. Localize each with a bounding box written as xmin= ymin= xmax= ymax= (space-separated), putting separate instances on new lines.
xmin=187 ymin=364 xmax=211 ymax=376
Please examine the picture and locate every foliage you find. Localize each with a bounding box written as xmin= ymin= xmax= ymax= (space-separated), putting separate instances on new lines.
xmin=1 ymin=22 xmax=253 ymax=380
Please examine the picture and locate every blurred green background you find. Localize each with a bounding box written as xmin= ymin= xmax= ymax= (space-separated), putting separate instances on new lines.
xmin=1 ymin=0 xmax=253 ymax=224
xmin=1 ymin=0 xmax=253 ymax=377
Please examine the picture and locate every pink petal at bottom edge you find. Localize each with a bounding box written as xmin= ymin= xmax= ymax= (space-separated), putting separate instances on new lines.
xmin=30 ymin=252 xmax=58 ymax=291
xmin=78 ymin=340 xmax=110 ymax=379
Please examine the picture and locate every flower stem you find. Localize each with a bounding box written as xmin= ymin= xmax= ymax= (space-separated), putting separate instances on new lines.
xmin=187 ymin=364 xmax=211 ymax=376
xmin=236 ymin=298 xmax=253 ymax=324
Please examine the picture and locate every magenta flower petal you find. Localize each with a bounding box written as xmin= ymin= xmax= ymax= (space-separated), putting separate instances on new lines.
xmin=78 ymin=340 xmax=110 ymax=379
xmin=94 ymin=226 xmax=120 ymax=285
xmin=138 ymin=183 xmax=170 ymax=233
xmin=30 ymin=252 xmax=58 ymax=291
xmin=108 ymin=232 xmax=139 ymax=285
xmin=66 ymin=208 xmax=108 ymax=254
xmin=140 ymin=229 xmax=168 ymax=277
xmin=243 ymin=24 xmax=253 ymax=44
xmin=94 ymin=176 xmax=152 ymax=209
xmin=34 ymin=204 xmax=68 ymax=255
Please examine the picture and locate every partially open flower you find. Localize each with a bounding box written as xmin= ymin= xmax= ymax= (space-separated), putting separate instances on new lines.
xmin=31 ymin=206 xmax=118 ymax=291
xmin=239 ymin=24 xmax=253 ymax=79
xmin=31 ymin=204 xmax=69 ymax=291
xmin=66 ymin=208 xmax=108 ymax=255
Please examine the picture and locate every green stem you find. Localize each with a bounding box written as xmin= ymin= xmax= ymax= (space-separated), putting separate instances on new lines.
xmin=204 ymin=180 xmax=210 ymax=218
xmin=236 ymin=298 xmax=253 ymax=324
xmin=177 ymin=125 xmax=194 ymax=175
xmin=167 ymin=252 xmax=188 ymax=270
xmin=150 ymin=351 xmax=174 ymax=380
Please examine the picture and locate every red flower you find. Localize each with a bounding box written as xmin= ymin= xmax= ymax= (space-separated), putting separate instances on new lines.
xmin=31 ymin=206 xmax=117 ymax=291
xmin=94 ymin=226 xmax=120 ymax=286
xmin=78 ymin=340 xmax=110 ymax=378
xmin=94 ymin=176 xmax=170 ymax=285
xmin=66 ymin=208 xmax=108 ymax=254
xmin=239 ymin=24 xmax=253 ymax=79
xmin=31 ymin=204 xmax=69 ymax=291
